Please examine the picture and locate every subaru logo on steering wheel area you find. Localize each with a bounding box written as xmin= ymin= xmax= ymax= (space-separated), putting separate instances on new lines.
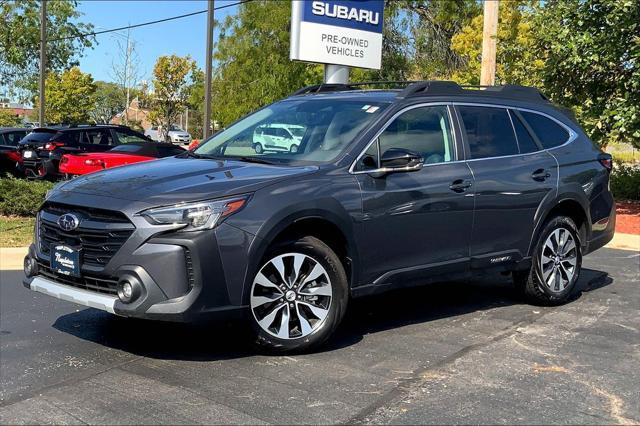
xmin=57 ymin=213 xmax=80 ymax=231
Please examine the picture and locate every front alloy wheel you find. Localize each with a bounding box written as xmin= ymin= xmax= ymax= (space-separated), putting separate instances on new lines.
xmin=251 ymin=253 xmax=332 ymax=340
xmin=248 ymin=236 xmax=348 ymax=352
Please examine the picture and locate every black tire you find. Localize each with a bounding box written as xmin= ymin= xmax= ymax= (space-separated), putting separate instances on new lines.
xmin=289 ymin=144 xmax=299 ymax=153
xmin=249 ymin=236 xmax=348 ymax=353
xmin=514 ymin=215 xmax=582 ymax=305
xmin=254 ymin=143 xmax=263 ymax=154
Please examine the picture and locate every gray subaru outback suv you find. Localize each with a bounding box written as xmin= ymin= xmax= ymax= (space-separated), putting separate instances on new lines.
xmin=23 ymin=81 xmax=616 ymax=352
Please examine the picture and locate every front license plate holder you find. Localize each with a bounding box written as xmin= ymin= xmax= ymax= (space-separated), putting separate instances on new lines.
xmin=50 ymin=244 xmax=81 ymax=277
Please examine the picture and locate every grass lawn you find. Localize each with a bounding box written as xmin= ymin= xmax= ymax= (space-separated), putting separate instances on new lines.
xmin=0 ymin=216 xmax=35 ymax=247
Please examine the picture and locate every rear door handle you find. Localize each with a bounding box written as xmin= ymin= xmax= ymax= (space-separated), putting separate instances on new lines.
xmin=531 ymin=169 xmax=551 ymax=182
xmin=449 ymin=179 xmax=472 ymax=193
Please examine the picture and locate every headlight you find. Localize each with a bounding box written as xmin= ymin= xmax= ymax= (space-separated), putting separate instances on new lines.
xmin=139 ymin=196 xmax=249 ymax=231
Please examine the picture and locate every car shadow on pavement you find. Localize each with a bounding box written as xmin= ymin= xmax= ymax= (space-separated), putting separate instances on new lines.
xmin=52 ymin=268 xmax=612 ymax=361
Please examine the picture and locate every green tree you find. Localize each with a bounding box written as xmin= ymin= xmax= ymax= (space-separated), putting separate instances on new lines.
xmin=0 ymin=109 xmax=22 ymax=127
xmin=34 ymin=67 xmax=96 ymax=124
xmin=534 ymin=0 xmax=640 ymax=148
xmin=402 ymin=0 xmax=481 ymax=79
xmin=90 ymin=81 xmax=126 ymax=124
xmin=212 ymin=1 xmax=322 ymax=126
xmin=186 ymin=65 xmax=205 ymax=138
xmin=148 ymin=55 xmax=195 ymax=140
xmin=450 ymin=1 xmax=543 ymax=86
xmin=1 ymin=0 xmax=94 ymax=98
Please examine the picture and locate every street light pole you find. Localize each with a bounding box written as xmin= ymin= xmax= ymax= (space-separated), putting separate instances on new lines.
xmin=39 ymin=0 xmax=47 ymax=125
xmin=203 ymin=0 xmax=215 ymax=139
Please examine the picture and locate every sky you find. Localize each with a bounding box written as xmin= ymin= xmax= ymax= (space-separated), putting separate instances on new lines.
xmin=75 ymin=0 xmax=240 ymax=84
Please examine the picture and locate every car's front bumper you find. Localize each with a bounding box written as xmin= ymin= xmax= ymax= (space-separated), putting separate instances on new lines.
xmin=23 ymin=217 xmax=255 ymax=322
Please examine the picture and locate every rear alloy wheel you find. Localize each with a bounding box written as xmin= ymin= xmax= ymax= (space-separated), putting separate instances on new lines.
xmin=289 ymin=144 xmax=299 ymax=153
xmin=249 ymin=237 xmax=348 ymax=352
xmin=515 ymin=216 xmax=582 ymax=305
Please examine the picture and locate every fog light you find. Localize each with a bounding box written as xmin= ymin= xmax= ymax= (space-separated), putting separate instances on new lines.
xmin=117 ymin=278 xmax=141 ymax=303
xmin=24 ymin=256 xmax=37 ymax=278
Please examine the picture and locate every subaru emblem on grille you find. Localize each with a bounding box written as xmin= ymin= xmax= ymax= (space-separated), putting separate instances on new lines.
xmin=57 ymin=213 xmax=80 ymax=231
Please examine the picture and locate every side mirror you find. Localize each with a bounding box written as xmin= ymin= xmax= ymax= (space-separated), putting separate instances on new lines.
xmin=379 ymin=148 xmax=424 ymax=171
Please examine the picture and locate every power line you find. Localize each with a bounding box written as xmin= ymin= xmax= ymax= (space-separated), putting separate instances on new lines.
xmin=47 ymin=0 xmax=249 ymax=42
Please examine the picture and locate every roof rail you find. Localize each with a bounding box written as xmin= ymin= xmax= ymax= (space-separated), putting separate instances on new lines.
xmin=461 ymin=84 xmax=549 ymax=101
xmin=398 ymin=81 xmax=464 ymax=98
xmin=292 ymin=80 xmax=550 ymax=103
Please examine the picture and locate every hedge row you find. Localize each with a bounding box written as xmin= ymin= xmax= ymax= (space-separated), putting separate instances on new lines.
xmin=0 ymin=177 xmax=54 ymax=216
xmin=0 ymin=165 xmax=638 ymax=217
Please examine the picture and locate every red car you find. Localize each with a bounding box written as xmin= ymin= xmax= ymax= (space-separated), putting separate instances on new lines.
xmin=59 ymin=142 xmax=185 ymax=176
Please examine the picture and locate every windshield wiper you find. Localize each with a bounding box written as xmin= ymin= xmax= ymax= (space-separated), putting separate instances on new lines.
xmin=232 ymin=156 xmax=276 ymax=165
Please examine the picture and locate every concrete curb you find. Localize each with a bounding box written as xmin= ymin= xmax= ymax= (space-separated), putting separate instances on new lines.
xmin=0 ymin=234 xmax=637 ymax=272
xmin=0 ymin=247 xmax=28 ymax=272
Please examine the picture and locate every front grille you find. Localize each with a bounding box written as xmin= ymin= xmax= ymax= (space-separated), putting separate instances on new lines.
xmin=38 ymin=202 xmax=135 ymax=268
xmin=37 ymin=261 xmax=119 ymax=295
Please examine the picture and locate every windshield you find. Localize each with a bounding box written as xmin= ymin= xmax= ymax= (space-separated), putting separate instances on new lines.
xmin=194 ymin=98 xmax=389 ymax=165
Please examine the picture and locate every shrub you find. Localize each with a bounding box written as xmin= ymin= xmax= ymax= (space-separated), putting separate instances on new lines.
xmin=0 ymin=177 xmax=55 ymax=217
xmin=610 ymin=164 xmax=640 ymax=201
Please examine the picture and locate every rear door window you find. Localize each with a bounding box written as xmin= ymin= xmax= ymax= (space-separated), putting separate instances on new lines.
xmin=520 ymin=111 xmax=570 ymax=149
xmin=115 ymin=129 xmax=148 ymax=144
xmin=82 ymin=130 xmax=114 ymax=146
xmin=458 ymin=106 xmax=519 ymax=159
xmin=3 ymin=131 xmax=27 ymax=146
xmin=510 ymin=111 xmax=540 ymax=153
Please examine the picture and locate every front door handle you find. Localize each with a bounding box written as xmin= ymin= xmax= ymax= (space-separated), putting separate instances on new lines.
xmin=532 ymin=169 xmax=551 ymax=182
xmin=449 ymin=179 xmax=472 ymax=193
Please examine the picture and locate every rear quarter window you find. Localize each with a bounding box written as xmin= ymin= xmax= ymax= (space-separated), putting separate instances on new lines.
xmin=520 ymin=111 xmax=570 ymax=149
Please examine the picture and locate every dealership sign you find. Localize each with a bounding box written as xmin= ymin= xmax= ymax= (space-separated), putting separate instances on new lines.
xmin=290 ymin=0 xmax=384 ymax=70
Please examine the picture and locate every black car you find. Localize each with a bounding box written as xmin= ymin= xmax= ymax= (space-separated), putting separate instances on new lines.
xmin=17 ymin=124 xmax=152 ymax=179
xmin=23 ymin=81 xmax=616 ymax=352
xmin=0 ymin=127 xmax=29 ymax=175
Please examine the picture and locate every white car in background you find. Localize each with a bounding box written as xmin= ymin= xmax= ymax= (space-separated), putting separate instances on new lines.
xmin=252 ymin=124 xmax=305 ymax=154
xmin=145 ymin=125 xmax=192 ymax=145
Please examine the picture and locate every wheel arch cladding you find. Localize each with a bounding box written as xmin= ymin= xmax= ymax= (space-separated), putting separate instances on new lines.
xmin=530 ymin=197 xmax=589 ymax=256
xmin=244 ymin=211 xmax=357 ymax=305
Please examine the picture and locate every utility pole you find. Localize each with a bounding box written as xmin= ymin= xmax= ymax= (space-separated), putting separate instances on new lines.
xmin=39 ymin=0 xmax=47 ymax=125
xmin=480 ymin=0 xmax=499 ymax=86
xmin=203 ymin=0 xmax=215 ymax=139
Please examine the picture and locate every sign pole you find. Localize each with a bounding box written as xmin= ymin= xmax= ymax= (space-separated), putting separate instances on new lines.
xmin=39 ymin=0 xmax=47 ymax=125
xmin=324 ymin=64 xmax=349 ymax=84
xmin=203 ymin=0 xmax=214 ymax=139
xmin=480 ymin=0 xmax=499 ymax=86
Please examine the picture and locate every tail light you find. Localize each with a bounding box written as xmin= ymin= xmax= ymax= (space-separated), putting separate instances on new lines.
xmin=44 ymin=142 xmax=64 ymax=150
xmin=598 ymin=153 xmax=613 ymax=171
xmin=60 ymin=156 xmax=68 ymax=164
xmin=85 ymin=159 xmax=106 ymax=168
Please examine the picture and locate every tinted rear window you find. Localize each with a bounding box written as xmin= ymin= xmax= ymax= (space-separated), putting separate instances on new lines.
xmin=22 ymin=132 xmax=57 ymax=144
xmin=458 ymin=106 xmax=519 ymax=159
xmin=520 ymin=111 xmax=570 ymax=149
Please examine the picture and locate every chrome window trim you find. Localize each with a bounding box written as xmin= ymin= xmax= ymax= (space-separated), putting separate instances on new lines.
xmin=453 ymin=103 xmax=577 ymax=163
xmin=349 ymin=101 xmax=578 ymax=173
xmin=349 ymin=102 xmax=461 ymax=175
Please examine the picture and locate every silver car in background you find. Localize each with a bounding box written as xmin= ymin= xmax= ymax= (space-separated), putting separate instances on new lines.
xmin=144 ymin=125 xmax=192 ymax=145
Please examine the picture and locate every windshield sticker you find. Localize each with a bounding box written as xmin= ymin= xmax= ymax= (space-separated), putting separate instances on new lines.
xmin=365 ymin=106 xmax=380 ymax=113
xmin=361 ymin=105 xmax=371 ymax=110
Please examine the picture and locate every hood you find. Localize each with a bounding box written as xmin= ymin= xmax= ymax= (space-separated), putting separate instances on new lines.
xmin=56 ymin=156 xmax=317 ymax=206
xmin=169 ymin=130 xmax=190 ymax=137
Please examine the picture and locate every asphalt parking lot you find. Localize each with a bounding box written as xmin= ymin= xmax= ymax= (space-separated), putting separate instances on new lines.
xmin=1 ymin=247 xmax=638 ymax=425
